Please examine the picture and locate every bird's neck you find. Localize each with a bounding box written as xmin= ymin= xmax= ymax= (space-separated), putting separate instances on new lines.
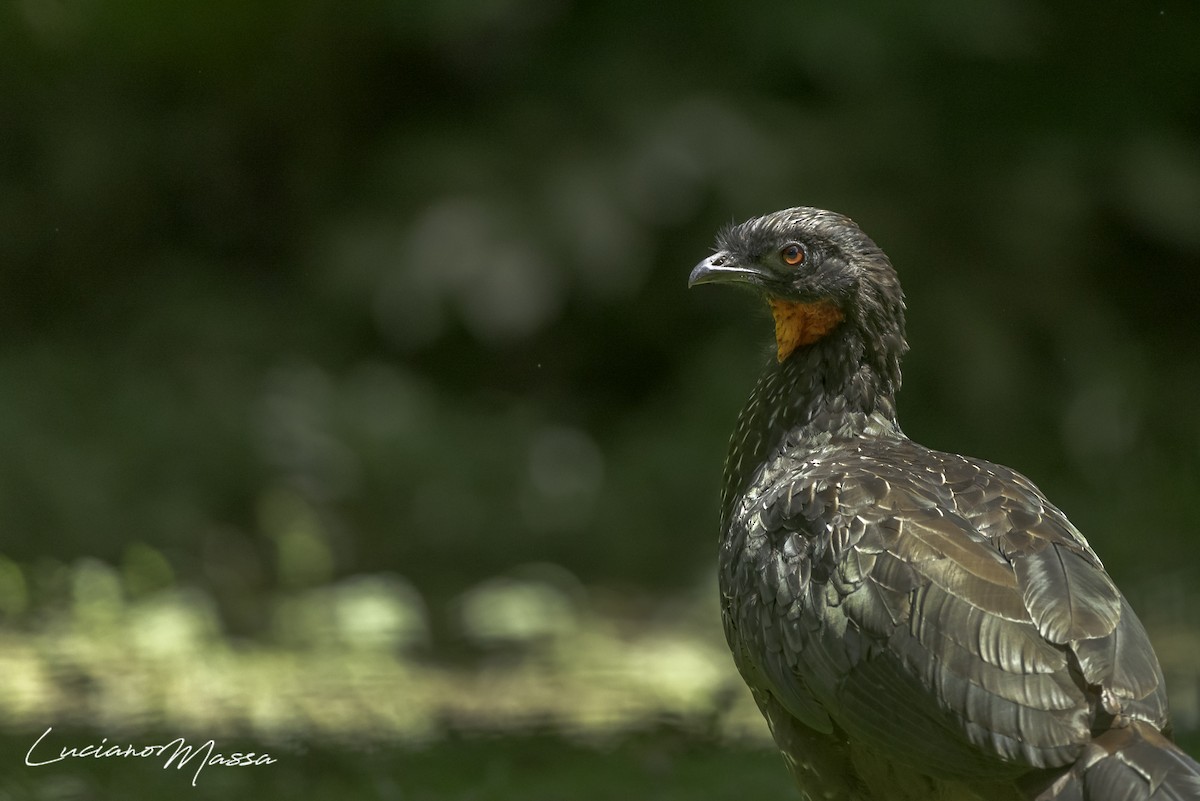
xmin=720 ymin=326 xmax=902 ymax=521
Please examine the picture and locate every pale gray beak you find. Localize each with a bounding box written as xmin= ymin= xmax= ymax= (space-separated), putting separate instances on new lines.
xmin=688 ymin=251 xmax=765 ymax=287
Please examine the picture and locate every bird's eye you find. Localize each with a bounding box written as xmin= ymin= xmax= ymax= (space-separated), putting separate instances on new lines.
xmin=781 ymin=243 xmax=805 ymax=266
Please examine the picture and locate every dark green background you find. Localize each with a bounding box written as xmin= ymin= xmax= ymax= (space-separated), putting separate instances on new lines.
xmin=2 ymin=1 xmax=1198 ymax=798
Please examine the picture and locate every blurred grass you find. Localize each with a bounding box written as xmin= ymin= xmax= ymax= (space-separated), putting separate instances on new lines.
xmin=0 ymin=563 xmax=769 ymax=743
xmin=0 ymin=561 xmax=801 ymax=799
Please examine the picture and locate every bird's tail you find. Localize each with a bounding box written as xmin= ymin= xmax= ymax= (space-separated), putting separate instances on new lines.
xmin=1031 ymin=720 xmax=1200 ymax=801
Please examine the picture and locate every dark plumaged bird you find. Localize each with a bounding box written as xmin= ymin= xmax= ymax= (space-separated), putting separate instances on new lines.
xmin=689 ymin=207 xmax=1200 ymax=801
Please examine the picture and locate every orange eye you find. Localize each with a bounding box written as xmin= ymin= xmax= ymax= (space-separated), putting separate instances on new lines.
xmin=781 ymin=243 xmax=805 ymax=266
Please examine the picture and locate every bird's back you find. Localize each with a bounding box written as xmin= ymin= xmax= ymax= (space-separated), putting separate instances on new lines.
xmin=720 ymin=431 xmax=1171 ymax=799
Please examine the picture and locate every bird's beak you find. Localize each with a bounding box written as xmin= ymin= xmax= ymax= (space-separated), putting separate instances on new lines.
xmin=688 ymin=251 xmax=765 ymax=288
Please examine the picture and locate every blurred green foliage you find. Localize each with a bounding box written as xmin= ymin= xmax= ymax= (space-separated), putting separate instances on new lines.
xmin=2 ymin=0 xmax=1200 ymax=793
xmin=4 ymin=0 xmax=1199 ymax=601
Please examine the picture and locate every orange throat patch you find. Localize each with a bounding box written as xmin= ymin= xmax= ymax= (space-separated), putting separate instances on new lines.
xmin=768 ymin=299 xmax=845 ymax=361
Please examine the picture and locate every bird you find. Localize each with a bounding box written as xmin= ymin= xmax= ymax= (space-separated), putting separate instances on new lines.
xmin=688 ymin=207 xmax=1200 ymax=801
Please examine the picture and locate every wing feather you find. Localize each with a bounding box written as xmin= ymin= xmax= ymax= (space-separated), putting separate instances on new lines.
xmin=1012 ymin=541 xmax=1122 ymax=644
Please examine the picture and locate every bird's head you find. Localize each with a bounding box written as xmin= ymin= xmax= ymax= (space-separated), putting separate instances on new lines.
xmin=689 ymin=207 xmax=906 ymax=365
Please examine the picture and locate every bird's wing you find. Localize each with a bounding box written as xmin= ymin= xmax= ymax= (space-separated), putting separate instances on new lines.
xmin=727 ymin=439 xmax=1169 ymax=779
